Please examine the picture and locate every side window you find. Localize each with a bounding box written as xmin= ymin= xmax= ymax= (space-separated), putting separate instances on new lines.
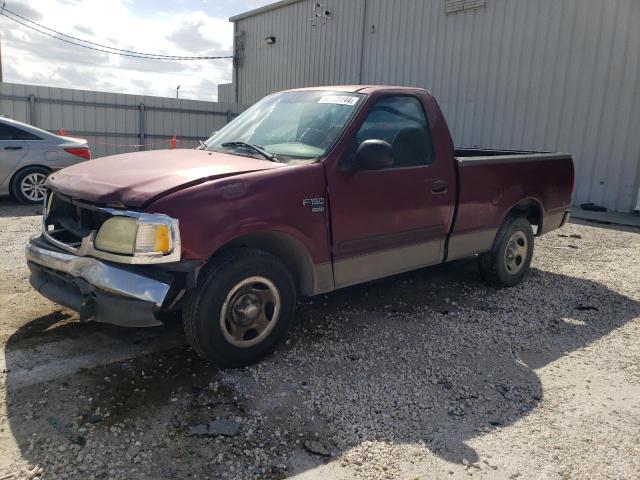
xmin=0 ymin=123 xmax=42 ymax=141
xmin=357 ymin=96 xmax=433 ymax=167
xmin=0 ymin=125 xmax=14 ymax=140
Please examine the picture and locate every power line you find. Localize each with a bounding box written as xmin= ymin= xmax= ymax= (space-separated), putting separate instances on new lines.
xmin=1 ymin=4 xmax=231 ymax=59
xmin=14 ymin=48 xmax=224 ymax=78
xmin=0 ymin=4 xmax=233 ymax=61
xmin=0 ymin=10 xmax=232 ymax=60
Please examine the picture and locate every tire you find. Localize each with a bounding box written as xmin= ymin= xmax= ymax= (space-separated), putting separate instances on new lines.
xmin=11 ymin=166 xmax=50 ymax=204
xmin=183 ymin=248 xmax=296 ymax=367
xmin=477 ymin=215 xmax=534 ymax=287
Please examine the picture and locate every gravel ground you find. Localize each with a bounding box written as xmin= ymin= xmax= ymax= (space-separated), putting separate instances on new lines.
xmin=0 ymin=197 xmax=639 ymax=480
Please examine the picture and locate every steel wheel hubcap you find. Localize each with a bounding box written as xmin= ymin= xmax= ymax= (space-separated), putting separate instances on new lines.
xmin=504 ymin=231 xmax=528 ymax=274
xmin=220 ymin=276 xmax=280 ymax=348
xmin=21 ymin=173 xmax=47 ymax=201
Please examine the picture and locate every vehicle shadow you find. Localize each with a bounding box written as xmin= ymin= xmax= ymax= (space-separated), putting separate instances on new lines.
xmin=3 ymin=259 xmax=639 ymax=477
xmin=0 ymin=197 xmax=42 ymax=218
xmin=571 ymin=217 xmax=640 ymax=234
xmin=271 ymin=260 xmax=640 ymax=469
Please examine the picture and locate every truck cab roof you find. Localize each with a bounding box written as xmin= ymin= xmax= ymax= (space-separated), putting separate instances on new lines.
xmin=282 ymin=85 xmax=432 ymax=95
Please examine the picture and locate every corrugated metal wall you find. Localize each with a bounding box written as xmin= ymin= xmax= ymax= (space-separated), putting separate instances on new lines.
xmin=218 ymin=83 xmax=235 ymax=103
xmin=0 ymin=82 xmax=245 ymax=158
xmin=234 ymin=0 xmax=367 ymax=104
xmin=234 ymin=0 xmax=640 ymax=212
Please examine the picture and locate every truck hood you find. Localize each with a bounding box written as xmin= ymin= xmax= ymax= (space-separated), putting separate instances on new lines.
xmin=46 ymin=149 xmax=282 ymax=207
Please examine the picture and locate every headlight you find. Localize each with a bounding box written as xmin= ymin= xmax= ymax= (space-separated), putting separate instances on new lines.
xmin=95 ymin=216 xmax=175 ymax=256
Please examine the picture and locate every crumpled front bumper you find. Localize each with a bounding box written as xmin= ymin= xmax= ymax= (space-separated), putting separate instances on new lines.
xmin=26 ymin=236 xmax=171 ymax=327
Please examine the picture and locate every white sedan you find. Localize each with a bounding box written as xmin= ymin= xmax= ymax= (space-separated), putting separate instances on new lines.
xmin=0 ymin=116 xmax=91 ymax=204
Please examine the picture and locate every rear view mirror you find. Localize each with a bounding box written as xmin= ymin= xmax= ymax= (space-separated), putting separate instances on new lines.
xmin=355 ymin=139 xmax=394 ymax=170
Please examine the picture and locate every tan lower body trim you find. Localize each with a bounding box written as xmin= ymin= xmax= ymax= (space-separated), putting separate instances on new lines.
xmin=540 ymin=209 xmax=566 ymax=235
xmin=333 ymin=240 xmax=443 ymax=289
xmin=446 ymin=229 xmax=497 ymax=261
xmin=311 ymin=262 xmax=335 ymax=295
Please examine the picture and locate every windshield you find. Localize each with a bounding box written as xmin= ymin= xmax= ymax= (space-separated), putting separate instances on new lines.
xmin=204 ymin=90 xmax=364 ymax=162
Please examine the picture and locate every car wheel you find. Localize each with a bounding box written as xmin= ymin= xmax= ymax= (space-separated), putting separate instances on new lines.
xmin=11 ymin=166 xmax=50 ymax=204
xmin=477 ymin=215 xmax=534 ymax=287
xmin=183 ymin=248 xmax=296 ymax=367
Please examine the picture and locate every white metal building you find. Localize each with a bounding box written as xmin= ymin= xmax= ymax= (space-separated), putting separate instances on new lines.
xmin=220 ymin=0 xmax=640 ymax=213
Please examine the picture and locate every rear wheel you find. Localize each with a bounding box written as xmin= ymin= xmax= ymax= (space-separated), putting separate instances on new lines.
xmin=478 ymin=216 xmax=534 ymax=287
xmin=183 ymin=249 xmax=296 ymax=367
xmin=11 ymin=166 xmax=50 ymax=204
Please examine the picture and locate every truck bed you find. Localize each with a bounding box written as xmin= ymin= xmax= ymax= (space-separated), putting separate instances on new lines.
xmin=446 ymin=148 xmax=574 ymax=261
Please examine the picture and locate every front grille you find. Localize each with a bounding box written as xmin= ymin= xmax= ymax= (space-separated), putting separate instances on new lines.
xmin=44 ymin=192 xmax=111 ymax=248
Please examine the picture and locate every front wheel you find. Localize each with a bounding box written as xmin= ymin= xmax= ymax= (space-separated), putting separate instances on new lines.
xmin=11 ymin=166 xmax=50 ymax=204
xmin=182 ymin=249 xmax=296 ymax=367
xmin=478 ymin=216 xmax=534 ymax=287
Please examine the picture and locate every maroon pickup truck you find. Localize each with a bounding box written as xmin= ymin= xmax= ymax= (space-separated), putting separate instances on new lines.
xmin=26 ymin=86 xmax=574 ymax=366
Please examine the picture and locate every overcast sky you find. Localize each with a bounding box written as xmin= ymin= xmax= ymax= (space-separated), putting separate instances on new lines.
xmin=0 ymin=0 xmax=274 ymax=101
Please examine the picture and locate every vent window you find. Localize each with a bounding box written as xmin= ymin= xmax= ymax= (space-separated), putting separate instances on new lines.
xmin=445 ymin=0 xmax=486 ymax=14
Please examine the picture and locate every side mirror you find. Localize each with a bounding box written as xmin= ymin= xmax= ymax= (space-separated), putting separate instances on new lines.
xmin=355 ymin=139 xmax=394 ymax=170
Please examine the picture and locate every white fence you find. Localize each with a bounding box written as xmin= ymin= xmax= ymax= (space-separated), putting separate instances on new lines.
xmin=0 ymin=82 xmax=246 ymax=158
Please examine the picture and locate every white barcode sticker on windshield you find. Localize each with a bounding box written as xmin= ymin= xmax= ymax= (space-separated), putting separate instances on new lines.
xmin=318 ymin=95 xmax=359 ymax=106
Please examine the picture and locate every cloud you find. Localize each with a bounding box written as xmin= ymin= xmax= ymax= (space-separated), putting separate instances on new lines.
xmin=116 ymin=56 xmax=205 ymax=75
xmin=4 ymin=1 xmax=44 ymax=21
xmin=166 ymin=19 xmax=228 ymax=55
xmin=0 ymin=0 xmax=237 ymax=101
xmin=3 ymin=24 xmax=110 ymax=67
xmin=73 ymin=24 xmax=95 ymax=36
xmin=244 ymin=0 xmax=275 ymax=7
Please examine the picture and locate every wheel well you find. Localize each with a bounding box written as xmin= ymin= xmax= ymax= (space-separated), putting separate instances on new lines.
xmin=9 ymin=165 xmax=52 ymax=195
xmin=506 ymin=199 xmax=543 ymax=235
xmin=213 ymin=232 xmax=316 ymax=296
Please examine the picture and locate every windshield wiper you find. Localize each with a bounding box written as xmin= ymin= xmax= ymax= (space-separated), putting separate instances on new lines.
xmin=220 ymin=142 xmax=279 ymax=162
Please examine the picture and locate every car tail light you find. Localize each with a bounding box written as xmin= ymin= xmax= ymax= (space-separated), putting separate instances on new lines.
xmin=64 ymin=147 xmax=91 ymax=160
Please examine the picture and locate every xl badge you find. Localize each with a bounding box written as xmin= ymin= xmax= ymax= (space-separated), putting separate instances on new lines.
xmin=302 ymin=197 xmax=325 ymax=213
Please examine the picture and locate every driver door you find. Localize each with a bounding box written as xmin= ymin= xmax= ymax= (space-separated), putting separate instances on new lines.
xmin=327 ymin=94 xmax=455 ymax=288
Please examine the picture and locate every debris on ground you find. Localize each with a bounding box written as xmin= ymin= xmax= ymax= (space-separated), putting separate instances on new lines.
xmin=46 ymin=417 xmax=86 ymax=446
xmin=189 ymin=419 xmax=240 ymax=437
xmin=575 ymin=305 xmax=599 ymax=311
xmin=303 ymin=439 xmax=332 ymax=457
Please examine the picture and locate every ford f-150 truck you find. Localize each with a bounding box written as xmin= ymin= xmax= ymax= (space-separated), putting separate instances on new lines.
xmin=26 ymin=86 xmax=574 ymax=367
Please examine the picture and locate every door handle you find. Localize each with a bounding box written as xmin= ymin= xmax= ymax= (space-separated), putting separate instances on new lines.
xmin=4 ymin=146 xmax=23 ymax=151
xmin=431 ymin=181 xmax=448 ymax=194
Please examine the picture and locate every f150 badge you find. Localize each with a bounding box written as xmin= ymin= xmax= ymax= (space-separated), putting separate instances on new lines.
xmin=302 ymin=197 xmax=325 ymax=213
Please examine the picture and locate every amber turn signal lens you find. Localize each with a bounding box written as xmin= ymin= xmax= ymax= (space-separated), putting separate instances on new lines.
xmin=135 ymin=223 xmax=172 ymax=254
xmin=153 ymin=225 xmax=171 ymax=254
